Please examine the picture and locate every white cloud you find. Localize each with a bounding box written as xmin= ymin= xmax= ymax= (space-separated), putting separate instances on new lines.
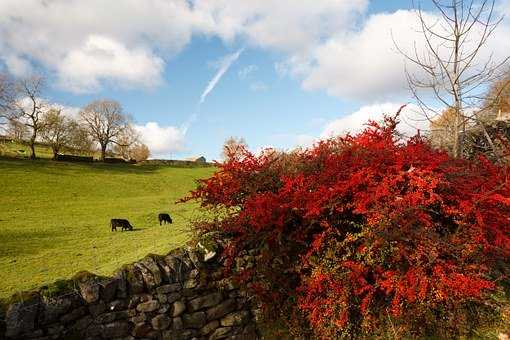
xmin=2 ymin=55 xmax=33 ymax=77
xmin=300 ymin=8 xmax=510 ymax=101
xmin=5 ymin=99 xmax=81 ymax=135
xmin=194 ymin=0 xmax=368 ymax=53
xmin=0 ymin=0 xmax=368 ymax=94
xmin=57 ymin=35 xmax=164 ymax=93
xmin=52 ymin=103 xmax=81 ymax=120
xmin=134 ymin=122 xmax=186 ymax=159
xmin=0 ymin=0 xmax=197 ymax=92
xmin=298 ymin=10 xmax=436 ymax=101
xmin=321 ymin=103 xmax=430 ymax=139
xmin=1 ymin=1 xmax=508 ymax=103
xmin=238 ymin=65 xmax=257 ymax=79
xmin=261 ymin=102 xmax=436 ymax=154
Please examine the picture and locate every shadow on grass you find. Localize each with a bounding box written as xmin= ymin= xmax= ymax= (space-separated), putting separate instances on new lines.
xmin=0 ymin=229 xmax=61 ymax=257
xmin=0 ymin=157 xmax=215 ymax=176
xmin=0 ymin=157 xmax=169 ymax=175
xmin=111 ymin=228 xmax=144 ymax=232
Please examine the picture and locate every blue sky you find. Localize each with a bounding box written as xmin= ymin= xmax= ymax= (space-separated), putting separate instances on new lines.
xmin=1 ymin=0 xmax=508 ymax=160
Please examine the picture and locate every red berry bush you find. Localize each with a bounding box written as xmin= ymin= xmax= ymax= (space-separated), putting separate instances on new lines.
xmin=182 ymin=115 xmax=510 ymax=338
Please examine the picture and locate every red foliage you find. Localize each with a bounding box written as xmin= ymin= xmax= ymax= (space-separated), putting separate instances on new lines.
xmin=182 ymin=115 xmax=510 ymax=337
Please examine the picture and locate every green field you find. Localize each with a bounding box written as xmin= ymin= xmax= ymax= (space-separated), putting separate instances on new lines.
xmin=0 ymin=140 xmax=58 ymax=159
xmin=0 ymin=158 xmax=215 ymax=298
xmin=0 ymin=139 xmax=103 ymax=160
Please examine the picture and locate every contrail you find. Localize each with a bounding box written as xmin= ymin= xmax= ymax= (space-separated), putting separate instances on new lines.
xmin=181 ymin=111 xmax=198 ymax=136
xmin=200 ymin=48 xmax=244 ymax=104
xmin=181 ymin=48 xmax=244 ymax=135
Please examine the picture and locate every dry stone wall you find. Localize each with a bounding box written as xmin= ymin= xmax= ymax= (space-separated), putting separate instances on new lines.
xmin=0 ymin=237 xmax=261 ymax=340
xmin=139 ymin=160 xmax=213 ymax=168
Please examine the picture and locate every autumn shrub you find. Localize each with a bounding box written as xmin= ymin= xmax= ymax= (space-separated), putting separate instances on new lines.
xmin=182 ymin=114 xmax=510 ymax=338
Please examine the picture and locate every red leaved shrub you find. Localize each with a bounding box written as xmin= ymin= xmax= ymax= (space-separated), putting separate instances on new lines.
xmin=182 ymin=115 xmax=510 ymax=338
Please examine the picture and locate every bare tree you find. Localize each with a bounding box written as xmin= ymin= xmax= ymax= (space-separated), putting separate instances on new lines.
xmin=395 ymin=0 xmax=508 ymax=158
xmin=482 ymin=68 xmax=510 ymax=121
xmin=463 ymin=69 xmax=510 ymax=161
xmin=5 ymin=118 xmax=29 ymax=142
xmin=79 ymin=99 xmax=130 ymax=161
xmin=221 ymin=136 xmax=248 ymax=161
xmin=429 ymin=72 xmax=510 ymax=161
xmin=40 ymin=108 xmax=75 ymax=159
xmin=12 ymin=76 xmax=47 ymax=159
xmin=112 ymin=124 xmax=139 ymax=159
xmin=0 ymin=73 xmax=15 ymax=126
xmin=429 ymin=107 xmax=457 ymax=152
xmin=68 ymin=123 xmax=94 ymax=156
xmin=129 ymin=143 xmax=151 ymax=162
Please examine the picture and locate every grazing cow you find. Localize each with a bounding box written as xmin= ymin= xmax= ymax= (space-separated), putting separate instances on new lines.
xmin=111 ymin=218 xmax=134 ymax=231
xmin=111 ymin=219 xmax=119 ymax=231
xmin=158 ymin=213 xmax=172 ymax=225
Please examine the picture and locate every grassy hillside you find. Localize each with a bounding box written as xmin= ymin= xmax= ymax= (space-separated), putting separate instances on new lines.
xmin=0 ymin=158 xmax=215 ymax=298
xmin=0 ymin=139 xmax=107 ymax=160
xmin=0 ymin=140 xmax=58 ymax=159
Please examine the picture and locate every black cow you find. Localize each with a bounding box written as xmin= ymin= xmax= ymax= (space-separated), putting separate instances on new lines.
xmin=111 ymin=218 xmax=134 ymax=231
xmin=158 ymin=213 xmax=172 ymax=225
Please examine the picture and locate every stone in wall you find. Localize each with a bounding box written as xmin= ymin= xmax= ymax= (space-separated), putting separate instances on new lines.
xmin=0 ymin=234 xmax=261 ymax=340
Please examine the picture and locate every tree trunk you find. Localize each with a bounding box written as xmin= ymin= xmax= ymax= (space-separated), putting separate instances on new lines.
xmin=451 ymin=6 xmax=464 ymax=159
xmin=452 ymin=107 xmax=461 ymax=158
xmin=52 ymin=147 xmax=58 ymax=160
xmin=101 ymin=144 xmax=107 ymax=161
xmin=29 ymin=134 xmax=36 ymax=160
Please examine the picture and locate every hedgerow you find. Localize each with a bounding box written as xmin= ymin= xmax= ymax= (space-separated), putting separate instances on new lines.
xmin=182 ymin=113 xmax=510 ymax=338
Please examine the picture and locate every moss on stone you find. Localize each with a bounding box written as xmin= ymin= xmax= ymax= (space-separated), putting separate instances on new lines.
xmin=71 ymin=270 xmax=109 ymax=285
xmin=3 ymin=272 xmax=108 ymax=307
xmin=71 ymin=270 xmax=98 ymax=284
xmin=1 ymin=290 xmax=40 ymax=308
xmin=0 ymin=297 xmax=8 ymax=315
xmin=39 ymin=279 xmax=77 ymax=298
xmin=146 ymin=253 xmax=166 ymax=263
xmin=120 ymin=264 xmax=136 ymax=283
xmin=166 ymin=247 xmax=184 ymax=257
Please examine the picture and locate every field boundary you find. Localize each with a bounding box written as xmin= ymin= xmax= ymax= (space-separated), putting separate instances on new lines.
xmin=0 ymin=235 xmax=261 ymax=340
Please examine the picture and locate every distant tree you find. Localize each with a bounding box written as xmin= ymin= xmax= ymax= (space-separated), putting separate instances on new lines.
xmin=112 ymin=124 xmax=139 ymax=159
xmin=463 ymin=70 xmax=510 ymax=162
xmin=12 ymin=76 xmax=47 ymax=159
xmin=5 ymin=117 xmax=29 ymax=142
xmin=429 ymin=107 xmax=457 ymax=153
xmin=68 ymin=123 xmax=94 ymax=155
xmin=79 ymin=99 xmax=130 ymax=161
xmin=431 ymin=72 xmax=510 ymax=161
xmin=129 ymin=143 xmax=150 ymax=161
xmin=482 ymin=69 xmax=510 ymax=121
xmin=221 ymin=136 xmax=248 ymax=161
xmin=0 ymin=73 xmax=15 ymax=126
xmin=40 ymin=108 xmax=75 ymax=159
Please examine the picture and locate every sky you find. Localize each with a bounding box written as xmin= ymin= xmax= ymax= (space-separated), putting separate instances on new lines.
xmin=0 ymin=0 xmax=509 ymax=161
